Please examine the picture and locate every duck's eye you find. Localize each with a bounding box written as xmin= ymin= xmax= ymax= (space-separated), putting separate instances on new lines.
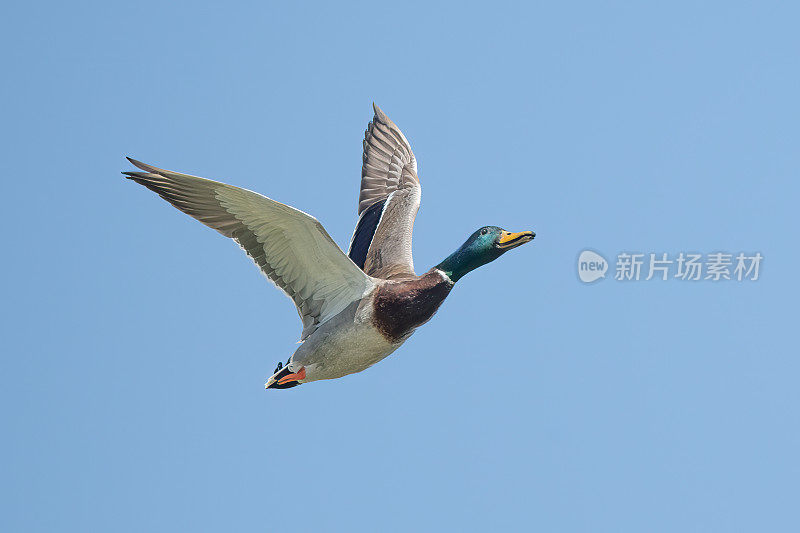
xmin=480 ymin=228 xmax=488 ymax=235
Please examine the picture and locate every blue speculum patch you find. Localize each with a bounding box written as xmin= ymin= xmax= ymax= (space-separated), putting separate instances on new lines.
xmin=349 ymin=199 xmax=386 ymax=270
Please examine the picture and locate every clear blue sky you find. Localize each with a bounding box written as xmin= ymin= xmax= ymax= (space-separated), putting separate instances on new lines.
xmin=2 ymin=1 xmax=798 ymax=531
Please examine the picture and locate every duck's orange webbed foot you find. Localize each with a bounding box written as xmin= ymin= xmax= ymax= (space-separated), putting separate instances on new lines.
xmin=265 ymin=365 xmax=306 ymax=390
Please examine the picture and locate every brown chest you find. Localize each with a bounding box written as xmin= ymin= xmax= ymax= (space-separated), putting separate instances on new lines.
xmin=371 ymin=270 xmax=453 ymax=342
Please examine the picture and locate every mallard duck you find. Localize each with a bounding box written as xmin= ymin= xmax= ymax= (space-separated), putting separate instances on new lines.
xmin=124 ymin=104 xmax=535 ymax=389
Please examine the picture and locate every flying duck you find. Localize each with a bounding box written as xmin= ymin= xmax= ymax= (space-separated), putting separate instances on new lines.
xmin=124 ymin=104 xmax=535 ymax=389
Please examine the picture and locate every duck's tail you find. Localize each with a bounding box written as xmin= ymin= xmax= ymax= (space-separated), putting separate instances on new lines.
xmin=265 ymin=363 xmax=306 ymax=390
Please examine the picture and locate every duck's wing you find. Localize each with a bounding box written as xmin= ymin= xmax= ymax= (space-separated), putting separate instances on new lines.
xmin=348 ymin=104 xmax=421 ymax=280
xmin=124 ymin=158 xmax=374 ymax=341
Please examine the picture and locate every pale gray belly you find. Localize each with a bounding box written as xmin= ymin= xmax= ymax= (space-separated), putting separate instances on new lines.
xmin=290 ymin=303 xmax=410 ymax=382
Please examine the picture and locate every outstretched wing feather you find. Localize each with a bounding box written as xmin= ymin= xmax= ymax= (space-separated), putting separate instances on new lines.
xmin=124 ymin=158 xmax=372 ymax=339
xmin=349 ymin=104 xmax=421 ymax=279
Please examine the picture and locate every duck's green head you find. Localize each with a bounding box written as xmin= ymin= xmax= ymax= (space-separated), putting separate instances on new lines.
xmin=436 ymin=226 xmax=535 ymax=282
